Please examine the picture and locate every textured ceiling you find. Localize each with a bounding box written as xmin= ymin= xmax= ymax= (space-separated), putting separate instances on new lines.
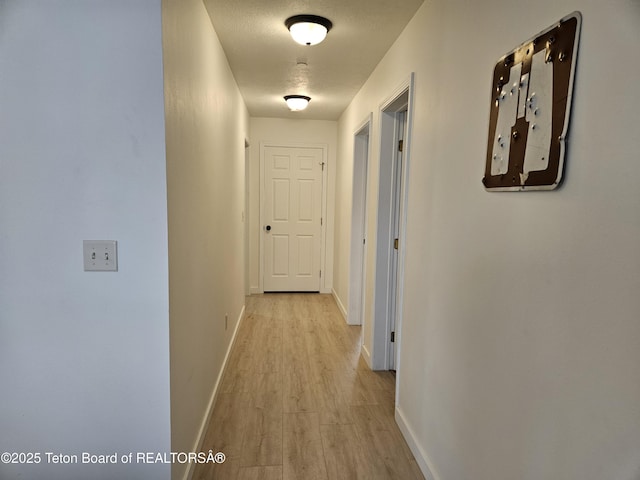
xmin=202 ymin=0 xmax=424 ymax=120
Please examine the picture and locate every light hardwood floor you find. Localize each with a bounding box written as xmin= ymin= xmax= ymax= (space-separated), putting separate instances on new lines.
xmin=192 ymin=293 xmax=424 ymax=480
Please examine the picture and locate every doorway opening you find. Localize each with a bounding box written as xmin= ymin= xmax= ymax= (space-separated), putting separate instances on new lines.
xmin=244 ymin=139 xmax=250 ymax=296
xmin=348 ymin=115 xmax=372 ymax=326
xmin=371 ymin=74 xmax=414 ymax=374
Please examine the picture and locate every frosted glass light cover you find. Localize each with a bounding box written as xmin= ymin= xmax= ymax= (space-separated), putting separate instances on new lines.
xmin=289 ymin=22 xmax=328 ymax=46
xmin=285 ymin=96 xmax=310 ymax=111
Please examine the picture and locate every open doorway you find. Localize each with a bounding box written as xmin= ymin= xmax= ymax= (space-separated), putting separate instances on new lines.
xmin=371 ymin=74 xmax=414 ymax=373
xmin=244 ymin=139 xmax=250 ymax=296
xmin=348 ymin=115 xmax=372 ymax=326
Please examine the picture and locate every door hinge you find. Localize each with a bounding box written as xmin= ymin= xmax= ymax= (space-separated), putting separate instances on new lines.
xmin=363 ymin=238 xmax=366 ymax=245
xmin=321 ymin=217 xmax=323 ymax=226
xmin=394 ymin=238 xmax=399 ymax=250
xmin=390 ymin=331 xmax=395 ymax=342
xmin=319 ymin=270 xmax=322 ymax=278
xmin=398 ymin=140 xmax=403 ymax=152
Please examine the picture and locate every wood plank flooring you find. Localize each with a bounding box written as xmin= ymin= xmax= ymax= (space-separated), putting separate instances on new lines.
xmin=192 ymin=293 xmax=424 ymax=480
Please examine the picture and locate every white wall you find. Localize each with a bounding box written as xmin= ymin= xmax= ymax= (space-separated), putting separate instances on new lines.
xmin=0 ymin=1 xmax=171 ymax=479
xmin=249 ymin=118 xmax=338 ymax=296
xmin=162 ymin=1 xmax=249 ymax=479
xmin=334 ymin=1 xmax=640 ymax=479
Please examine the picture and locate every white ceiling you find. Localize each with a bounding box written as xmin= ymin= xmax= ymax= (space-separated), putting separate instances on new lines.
xmin=202 ymin=0 xmax=424 ymax=120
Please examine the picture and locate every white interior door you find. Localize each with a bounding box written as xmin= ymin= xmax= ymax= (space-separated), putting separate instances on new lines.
xmin=389 ymin=110 xmax=406 ymax=371
xmin=371 ymin=74 xmax=413 ymax=372
xmin=263 ymin=145 xmax=323 ymax=292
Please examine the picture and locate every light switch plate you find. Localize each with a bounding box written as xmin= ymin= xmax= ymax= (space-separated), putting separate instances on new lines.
xmin=83 ymin=240 xmax=118 ymax=271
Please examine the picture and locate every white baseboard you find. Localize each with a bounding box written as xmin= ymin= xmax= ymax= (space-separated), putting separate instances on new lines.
xmin=183 ymin=305 xmax=246 ymax=480
xmin=250 ymin=286 xmax=262 ymax=295
xmin=360 ymin=344 xmax=372 ymax=369
xmin=331 ymin=288 xmax=348 ymax=322
xmin=395 ymin=406 xmax=440 ymax=480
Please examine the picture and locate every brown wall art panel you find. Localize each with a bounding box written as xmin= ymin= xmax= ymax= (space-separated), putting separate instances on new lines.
xmin=484 ymin=12 xmax=582 ymax=191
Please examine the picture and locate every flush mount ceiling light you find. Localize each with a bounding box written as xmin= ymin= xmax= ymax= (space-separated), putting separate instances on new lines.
xmin=285 ymin=15 xmax=333 ymax=46
xmin=284 ymin=95 xmax=311 ymax=111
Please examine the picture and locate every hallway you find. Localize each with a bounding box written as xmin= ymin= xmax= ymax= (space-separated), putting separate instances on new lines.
xmin=193 ymin=294 xmax=424 ymax=480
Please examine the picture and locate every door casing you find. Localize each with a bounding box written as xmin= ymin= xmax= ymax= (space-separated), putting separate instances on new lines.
xmin=348 ymin=114 xmax=373 ymax=326
xmin=370 ymin=73 xmax=414 ymax=379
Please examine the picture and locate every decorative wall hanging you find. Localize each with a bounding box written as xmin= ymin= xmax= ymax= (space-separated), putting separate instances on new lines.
xmin=483 ymin=12 xmax=581 ymax=191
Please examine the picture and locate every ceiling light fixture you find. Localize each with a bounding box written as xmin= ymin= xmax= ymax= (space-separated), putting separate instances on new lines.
xmin=284 ymin=95 xmax=311 ymax=111
xmin=285 ymin=15 xmax=333 ymax=46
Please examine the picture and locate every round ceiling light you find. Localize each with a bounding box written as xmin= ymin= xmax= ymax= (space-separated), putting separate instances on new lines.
xmin=284 ymin=95 xmax=311 ymax=111
xmin=285 ymin=15 xmax=333 ymax=46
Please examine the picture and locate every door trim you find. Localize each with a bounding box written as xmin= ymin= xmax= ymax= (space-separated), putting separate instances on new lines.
xmin=244 ymin=139 xmax=250 ymax=296
xmin=348 ymin=114 xmax=373 ymax=326
xmin=370 ymin=73 xmax=415 ymax=374
xmin=259 ymin=142 xmax=329 ymax=293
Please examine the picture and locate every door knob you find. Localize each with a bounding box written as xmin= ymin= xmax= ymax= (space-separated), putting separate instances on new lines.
xmin=265 ymin=225 xmax=271 ymax=231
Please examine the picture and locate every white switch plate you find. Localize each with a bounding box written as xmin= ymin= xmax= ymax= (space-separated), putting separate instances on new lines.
xmin=83 ymin=240 xmax=118 ymax=271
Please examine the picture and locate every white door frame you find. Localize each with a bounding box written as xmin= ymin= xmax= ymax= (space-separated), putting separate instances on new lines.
xmin=370 ymin=73 xmax=414 ymax=372
xmin=244 ymin=139 xmax=250 ymax=296
xmin=347 ymin=114 xmax=373 ymax=325
xmin=259 ymin=142 xmax=329 ymax=293
xmin=388 ymin=110 xmax=407 ymax=371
